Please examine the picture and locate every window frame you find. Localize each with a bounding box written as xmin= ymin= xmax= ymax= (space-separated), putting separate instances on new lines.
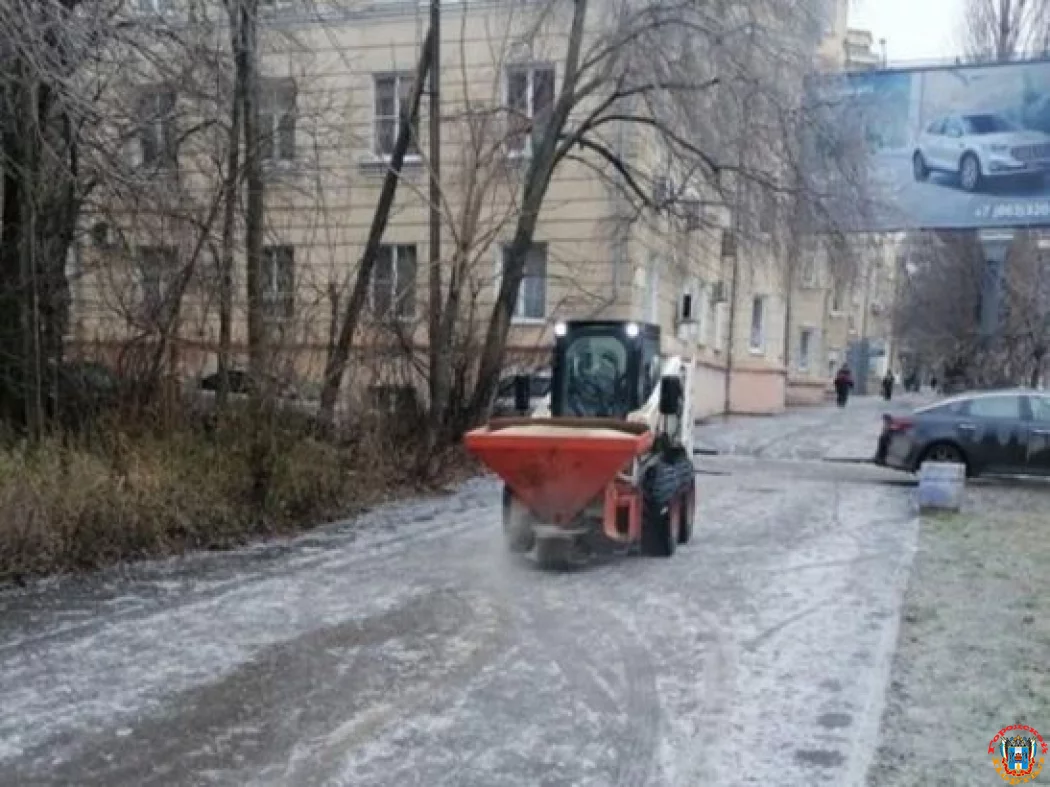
xmin=696 ymin=282 xmax=710 ymax=346
xmin=798 ymin=327 xmax=813 ymax=371
xmin=831 ymin=282 xmax=844 ymax=314
xmin=372 ymin=72 xmax=421 ymax=161
xmin=503 ymin=62 xmax=556 ymax=157
xmin=749 ymin=295 xmax=766 ymax=354
xmin=261 ymin=244 xmax=296 ymax=322
xmin=259 ymin=79 xmax=297 ymax=164
xmin=757 ymin=186 xmax=778 ymax=235
xmin=371 ymin=243 xmax=418 ymax=321
xmin=136 ymin=87 xmax=177 ymax=170
xmin=495 ymin=242 xmax=548 ymax=323
xmin=136 ymin=245 xmax=178 ymax=325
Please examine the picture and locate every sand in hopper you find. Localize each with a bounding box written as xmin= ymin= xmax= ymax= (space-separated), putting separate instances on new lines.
xmin=492 ymin=425 xmax=645 ymax=440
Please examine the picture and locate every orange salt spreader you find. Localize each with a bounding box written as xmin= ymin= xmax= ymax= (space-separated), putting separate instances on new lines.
xmin=464 ymin=320 xmax=698 ymax=568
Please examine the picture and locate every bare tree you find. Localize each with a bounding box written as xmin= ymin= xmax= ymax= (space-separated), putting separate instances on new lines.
xmin=961 ymin=0 xmax=1050 ymax=61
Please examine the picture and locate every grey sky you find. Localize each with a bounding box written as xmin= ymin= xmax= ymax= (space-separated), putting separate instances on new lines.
xmin=849 ymin=0 xmax=965 ymax=64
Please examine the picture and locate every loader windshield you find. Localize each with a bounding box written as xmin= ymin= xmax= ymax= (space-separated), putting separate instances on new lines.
xmin=562 ymin=332 xmax=630 ymax=418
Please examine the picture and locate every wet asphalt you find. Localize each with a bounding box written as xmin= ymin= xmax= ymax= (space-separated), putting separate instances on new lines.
xmin=0 ymin=396 xmax=926 ymax=786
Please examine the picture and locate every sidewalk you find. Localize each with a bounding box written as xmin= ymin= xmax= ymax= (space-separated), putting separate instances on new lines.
xmin=694 ymin=393 xmax=935 ymax=462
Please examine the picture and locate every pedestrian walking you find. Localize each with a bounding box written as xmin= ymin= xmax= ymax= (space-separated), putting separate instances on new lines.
xmin=881 ymin=370 xmax=895 ymax=401
xmin=833 ymin=364 xmax=854 ymax=408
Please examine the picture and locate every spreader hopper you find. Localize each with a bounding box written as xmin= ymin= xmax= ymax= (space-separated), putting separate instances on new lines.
xmin=464 ymin=417 xmax=653 ymax=525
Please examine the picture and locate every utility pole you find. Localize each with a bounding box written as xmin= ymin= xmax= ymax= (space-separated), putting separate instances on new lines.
xmin=722 ymin=20 xmax=757 ymax=416
xmin=428 ymin=0 xmax=442 ymax=413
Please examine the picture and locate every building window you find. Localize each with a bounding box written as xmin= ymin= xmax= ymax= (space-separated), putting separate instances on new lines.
xmin=499 ymin=243 xmax=547 ymax=321
xmin=262 ymin=245 xmax=295 ymax=320
xmin=801 ymin=256 xmax=818 ymax=287
xmin=698 ymin=284 xmax=710 ymax=345
xmin=831 ymin=283 xmax=843 ymax=313
xmin=646 ymin=261 xmax=660 ymax=324
xmin=758 ymin=188 xmax=778 ymax=235
xmin=137 ymin=246 xmax=178 ymax=323
xmin=749 ymin=295 xmax=765 ymax=352
xmin=137 ymin=89 xmax=177 ymax=169
xmin=372 ymin=244 xmax=417 ymax=320
xmin=374 ymin=73 xmax=419 ymax=158
xmin=798 ymin=328 xmax=813 ymax=371
xmin=505 ymin=63 xmax=555 ymax=155
xmin=370 ymin=384 xmax=418 ymax=419
xmin=260 ymin=80 xmax=296 ymax=162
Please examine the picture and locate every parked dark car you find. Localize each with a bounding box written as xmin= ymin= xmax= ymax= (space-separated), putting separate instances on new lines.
xmin=875 ymin=388 xmax=1050 ymax=477
xmin=48 ymin=360 xmax=124 ymax=430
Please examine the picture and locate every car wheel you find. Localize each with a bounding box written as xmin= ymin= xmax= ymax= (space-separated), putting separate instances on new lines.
xmin=918 ymin=442 xmax=972 ymax=476
xmin=913 ymin=152 xmax=930 ymax=181
xmin=959 ymin=153 xmax=982 ymax=192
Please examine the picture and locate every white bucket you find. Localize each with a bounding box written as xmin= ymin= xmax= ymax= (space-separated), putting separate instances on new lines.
xmin=916 ymin=461 xmax=965 ymax=512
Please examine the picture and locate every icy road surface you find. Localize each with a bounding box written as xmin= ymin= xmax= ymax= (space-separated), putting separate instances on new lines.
xmin=0 ymin=397 xmax=922 ymax=786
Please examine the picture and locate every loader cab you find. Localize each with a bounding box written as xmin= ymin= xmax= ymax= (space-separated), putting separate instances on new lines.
xmin=550 ymin=320 xmax=661 ymax=419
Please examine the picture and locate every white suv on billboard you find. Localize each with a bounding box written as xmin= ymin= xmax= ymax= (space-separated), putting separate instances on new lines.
xmin=912 ymin=112 xmax=1050 ymax=192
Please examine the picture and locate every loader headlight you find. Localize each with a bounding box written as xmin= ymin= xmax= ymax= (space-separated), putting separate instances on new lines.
xmin=554 ymin=321 xmax=568 ymax=337
xmin=625 ymin=322 xmax=640 ymax=338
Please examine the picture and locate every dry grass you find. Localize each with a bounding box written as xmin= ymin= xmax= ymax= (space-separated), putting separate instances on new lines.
xmin=867 ymin=482 xmax=1050 ymax=786
xmin=0 ymin=412 xmax=476 ymax=582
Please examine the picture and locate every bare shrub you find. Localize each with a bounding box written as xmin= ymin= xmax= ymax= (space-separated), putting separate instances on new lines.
xmin=0 ymin=411 xmax=468 ymax=581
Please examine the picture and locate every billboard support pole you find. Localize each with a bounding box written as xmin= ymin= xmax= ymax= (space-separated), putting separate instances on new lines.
xmin=978 ymin=229 xmax=1013 ymax=377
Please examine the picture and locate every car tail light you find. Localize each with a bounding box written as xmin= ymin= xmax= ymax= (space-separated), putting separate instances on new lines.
xmin=885 ymin=415 xmax=915 ymax=432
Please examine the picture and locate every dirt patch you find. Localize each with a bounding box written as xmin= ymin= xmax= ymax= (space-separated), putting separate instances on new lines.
xmin=866 ymin=485 xmax=1050 ymax=786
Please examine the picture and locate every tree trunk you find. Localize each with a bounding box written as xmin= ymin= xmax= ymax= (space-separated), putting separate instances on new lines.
xmin=239 ymin=0 xmax=266 ymax=384
xmin=234 ymin=0 xmax=273 ymax=508
xmin=218 ymin=4 xmax=244 ymax=411
xmin=466 ymin=0 xmax=590 ymax=426
xmin=427 ymin=0 xmax=445 ymax=443
xmin=318 ymin=25 xmax=434 ymax=428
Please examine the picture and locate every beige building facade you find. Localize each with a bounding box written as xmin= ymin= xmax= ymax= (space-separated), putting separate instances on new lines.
xmin=73 ymin=0 xmax=896 ymax=419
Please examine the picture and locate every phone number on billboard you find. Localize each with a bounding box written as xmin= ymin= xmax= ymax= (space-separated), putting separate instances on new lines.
xmin=975 ymin=202 xmax=1050 ymax=220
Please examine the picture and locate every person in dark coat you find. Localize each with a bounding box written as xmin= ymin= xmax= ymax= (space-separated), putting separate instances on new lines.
xmin=833 ymin=364 xmax=854 ymax=407
xmin=881 ymin=370 xmax=895 ymax=401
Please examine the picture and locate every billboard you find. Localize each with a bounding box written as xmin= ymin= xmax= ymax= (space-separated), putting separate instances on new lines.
xmin=806 ymin=58 xmax=1050 ymax=231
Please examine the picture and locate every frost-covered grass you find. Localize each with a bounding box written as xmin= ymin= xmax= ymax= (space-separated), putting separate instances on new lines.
xmin=867 ymin=484 xmax=1050 ymax=786
xmin=0 ymin=414 xmax=473 ymax=583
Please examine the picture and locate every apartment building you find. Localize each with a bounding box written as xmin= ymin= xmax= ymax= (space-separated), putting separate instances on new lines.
xmin=73 ymin=0 xmax=878 ymax=419
xmin=73 ymin=1 xmax=742 ymax=415
xmin=779 ymin=10 xmax=906 ymax=406
xmin=845 ymin=28 xmax=885 ymax=71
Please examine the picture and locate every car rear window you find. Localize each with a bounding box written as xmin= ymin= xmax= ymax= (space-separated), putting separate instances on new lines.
xmin=919 ymin=400 xmax=967 ymax=416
